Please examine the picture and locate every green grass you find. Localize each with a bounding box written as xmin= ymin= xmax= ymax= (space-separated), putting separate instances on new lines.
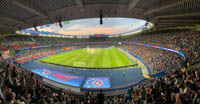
xmin=38 ymin=47 xmax=136 ymax=68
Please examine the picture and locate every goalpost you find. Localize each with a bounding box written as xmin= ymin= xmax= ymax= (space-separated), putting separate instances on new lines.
xmin=87 ymin=46 xmax=95 ymax=54
xmin=73 ymin=62 xmax=86 ymax=67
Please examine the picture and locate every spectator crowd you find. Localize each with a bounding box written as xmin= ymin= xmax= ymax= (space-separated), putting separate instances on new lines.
xmin=0 ymin=54 xmax=199 ymax=104
xmin=0 ymin=30 xmax=199 ymax=104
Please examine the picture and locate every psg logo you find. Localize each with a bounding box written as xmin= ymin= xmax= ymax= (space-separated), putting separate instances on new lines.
xmin=84 ymin=77 xmax=110 ymax=88
xmin=93 ymin=80 xmax=103 ymax=87
xmin=42 ymin=69 xmax=51 ymax=75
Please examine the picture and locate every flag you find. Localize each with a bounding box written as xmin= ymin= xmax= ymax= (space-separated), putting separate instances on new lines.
xmin=64 ymin=20 xmax=70 ymax=24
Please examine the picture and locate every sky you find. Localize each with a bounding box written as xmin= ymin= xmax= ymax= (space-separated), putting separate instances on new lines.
xmin=29 ymin=18 xmax=146 ymax=36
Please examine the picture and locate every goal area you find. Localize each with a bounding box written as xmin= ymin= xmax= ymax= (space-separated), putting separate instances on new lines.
xmin=87 ymin=47 xmax=95 ymax=54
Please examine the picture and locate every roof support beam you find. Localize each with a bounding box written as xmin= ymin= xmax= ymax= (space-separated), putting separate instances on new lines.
xmin=157 ymin=23 xmax=197 ymax=26
xmin=156 ymin=19 xmax=200 ymax=23
xmin=74 ymin=0 xmax=85 ymax=12
xmin=156 ymin=24 xmax=196 ymax=29
xmin=156 ymin=23 xmax=196 ymax=26
xmin=156 ymin=25 xmax=195 ymax=30
xmin=127 ymin=0 xmax=140 ymax=11
xmin=157 ymin=12 xmax=200 ymax=18
xmin=0 ymin=24 xmax=16 ymax=31
xmin=155 ymin=25 xmax=195 ymax=30
xmin=144 ymin=0 xmax=189 ymax=15
xmin=152 ymin=12 xmax=200 ymax=22
xmin=11 ymin=0 xmax=48 ymax=18
xmin=0 ymin=15 xmax=25 ymax=24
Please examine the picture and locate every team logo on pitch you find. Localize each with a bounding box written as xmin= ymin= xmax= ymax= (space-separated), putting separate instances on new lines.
xmin=43 ymin=69 xmax=51 ymax=75
xmin=93 ymin=80 xmax=103 ymax=87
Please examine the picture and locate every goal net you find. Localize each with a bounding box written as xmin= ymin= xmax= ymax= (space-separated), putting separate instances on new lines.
xmin=73 ymin=62 xmax=86 ymax=67
xmin=87 ymin=47 xmax=95 ymax=54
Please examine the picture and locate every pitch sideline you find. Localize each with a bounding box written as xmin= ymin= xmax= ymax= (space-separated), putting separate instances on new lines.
xmin=117 ymin=48 xmax=150 ymax=79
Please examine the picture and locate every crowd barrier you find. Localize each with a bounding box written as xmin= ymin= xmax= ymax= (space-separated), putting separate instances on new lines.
xmin=40 ymin=61 xmax=138 ymax=70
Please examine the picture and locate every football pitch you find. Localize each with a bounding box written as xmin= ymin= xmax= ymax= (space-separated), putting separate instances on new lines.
xmin=38 ymin=47 xmax=136 ymax=68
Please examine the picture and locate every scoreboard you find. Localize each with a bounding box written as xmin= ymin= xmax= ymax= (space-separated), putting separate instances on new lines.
xmin=89 ymin=34 xmax=109 ymax=41
xmin=89 ymin=34 xmax=109 ymax=38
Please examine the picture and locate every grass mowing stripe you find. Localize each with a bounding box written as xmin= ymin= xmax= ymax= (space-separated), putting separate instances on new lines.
xmin=113 ymin=49 xmax=125 ymax=67
xmin=107 ymin=49 xmax=112 ymax=67
xmin=112 ymin=48 xmax=129 ymax=67
xmin=99 ymin=49 xmax=108 ymax=67
xmin=103 ymin=49 xmax=111 ymax=67
xmin=109 ymin=48 xmax=118 ymax=67
xmin=94 ymin=49 xmax=104 ymax=68
xmin=101 ymin=49 xmax=106 ymax=67
xmin=40 ymin=48 xmax=82 ymax=61
xmin=54 ymin=50 xmax=85 ymax=64
xmin=40 ymin=50 xmax=80 ymax=63
xmin=50 ymin=49 xmax=83 ymax=65
xmin=114 ymin=48 xmax=128 ymax=65
xmin=109 ymin=48 xmax=119 ymax=67
xmin=89 ymin=48 xmax=102 ymax=68
xmin=66 ymin=50 xmax=89 ymax=66
xmin=87 ymin=49 xmax=101 ymax=67
xmin=74 ymin=49 xmax=95 ymax=67
xmin=99 ymin=49 xmax=105 ymax=67
xmin=84 ymin=50 xmax=98 ymax=67
xmin=49 ymin=52 xmax=78 ymax=63
xmin=38 ymin=48 xmax=137 ymax=68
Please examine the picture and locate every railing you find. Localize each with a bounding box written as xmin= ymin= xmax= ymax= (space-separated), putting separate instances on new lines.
xmin=39 ymin=61 xmax=138 ymax=70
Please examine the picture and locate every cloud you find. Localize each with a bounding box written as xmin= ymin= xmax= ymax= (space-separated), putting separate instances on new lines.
xmin=57 ymin=27 xmax=125 ymax=35
xmin=90 ymin=27 xmax=123 ymax=34
xmin=28 ymin=18 xmax=146 ymax=35
xmin=39 ymin=28 xmax=53 ymax=32
xmin=64 ymin=25 xmax=82 ymax=31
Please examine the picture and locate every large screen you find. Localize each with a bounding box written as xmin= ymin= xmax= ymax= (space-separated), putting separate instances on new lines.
xmin=83 ymin=77 xmax=111 ymax=88
xmin=32 ymin=68 xmax=84 ymax=87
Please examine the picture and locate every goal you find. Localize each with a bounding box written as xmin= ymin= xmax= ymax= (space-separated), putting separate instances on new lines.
xmin=87 ymin=47 xmax=95 ymax=54
xmin=73 ymin=62 xmax=86 ymax=67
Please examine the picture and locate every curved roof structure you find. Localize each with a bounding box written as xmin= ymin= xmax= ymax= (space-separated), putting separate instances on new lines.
xmin=0 ymin=0 xmax=199 ymax=33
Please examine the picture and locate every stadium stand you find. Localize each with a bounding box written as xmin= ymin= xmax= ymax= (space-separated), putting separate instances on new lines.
xmin=0 ymin=0 xmax=200 ymax=103
xmin=1 ymin=30 xmax=199 ymax=73
xmin=0 ymin=51 xmax=199 ymax=104
xmin=0 ymin=30 xmax=199 ymax=104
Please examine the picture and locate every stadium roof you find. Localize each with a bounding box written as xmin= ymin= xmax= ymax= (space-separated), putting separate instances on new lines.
xmin=0 ymin=0 xmax=199 ymax=34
